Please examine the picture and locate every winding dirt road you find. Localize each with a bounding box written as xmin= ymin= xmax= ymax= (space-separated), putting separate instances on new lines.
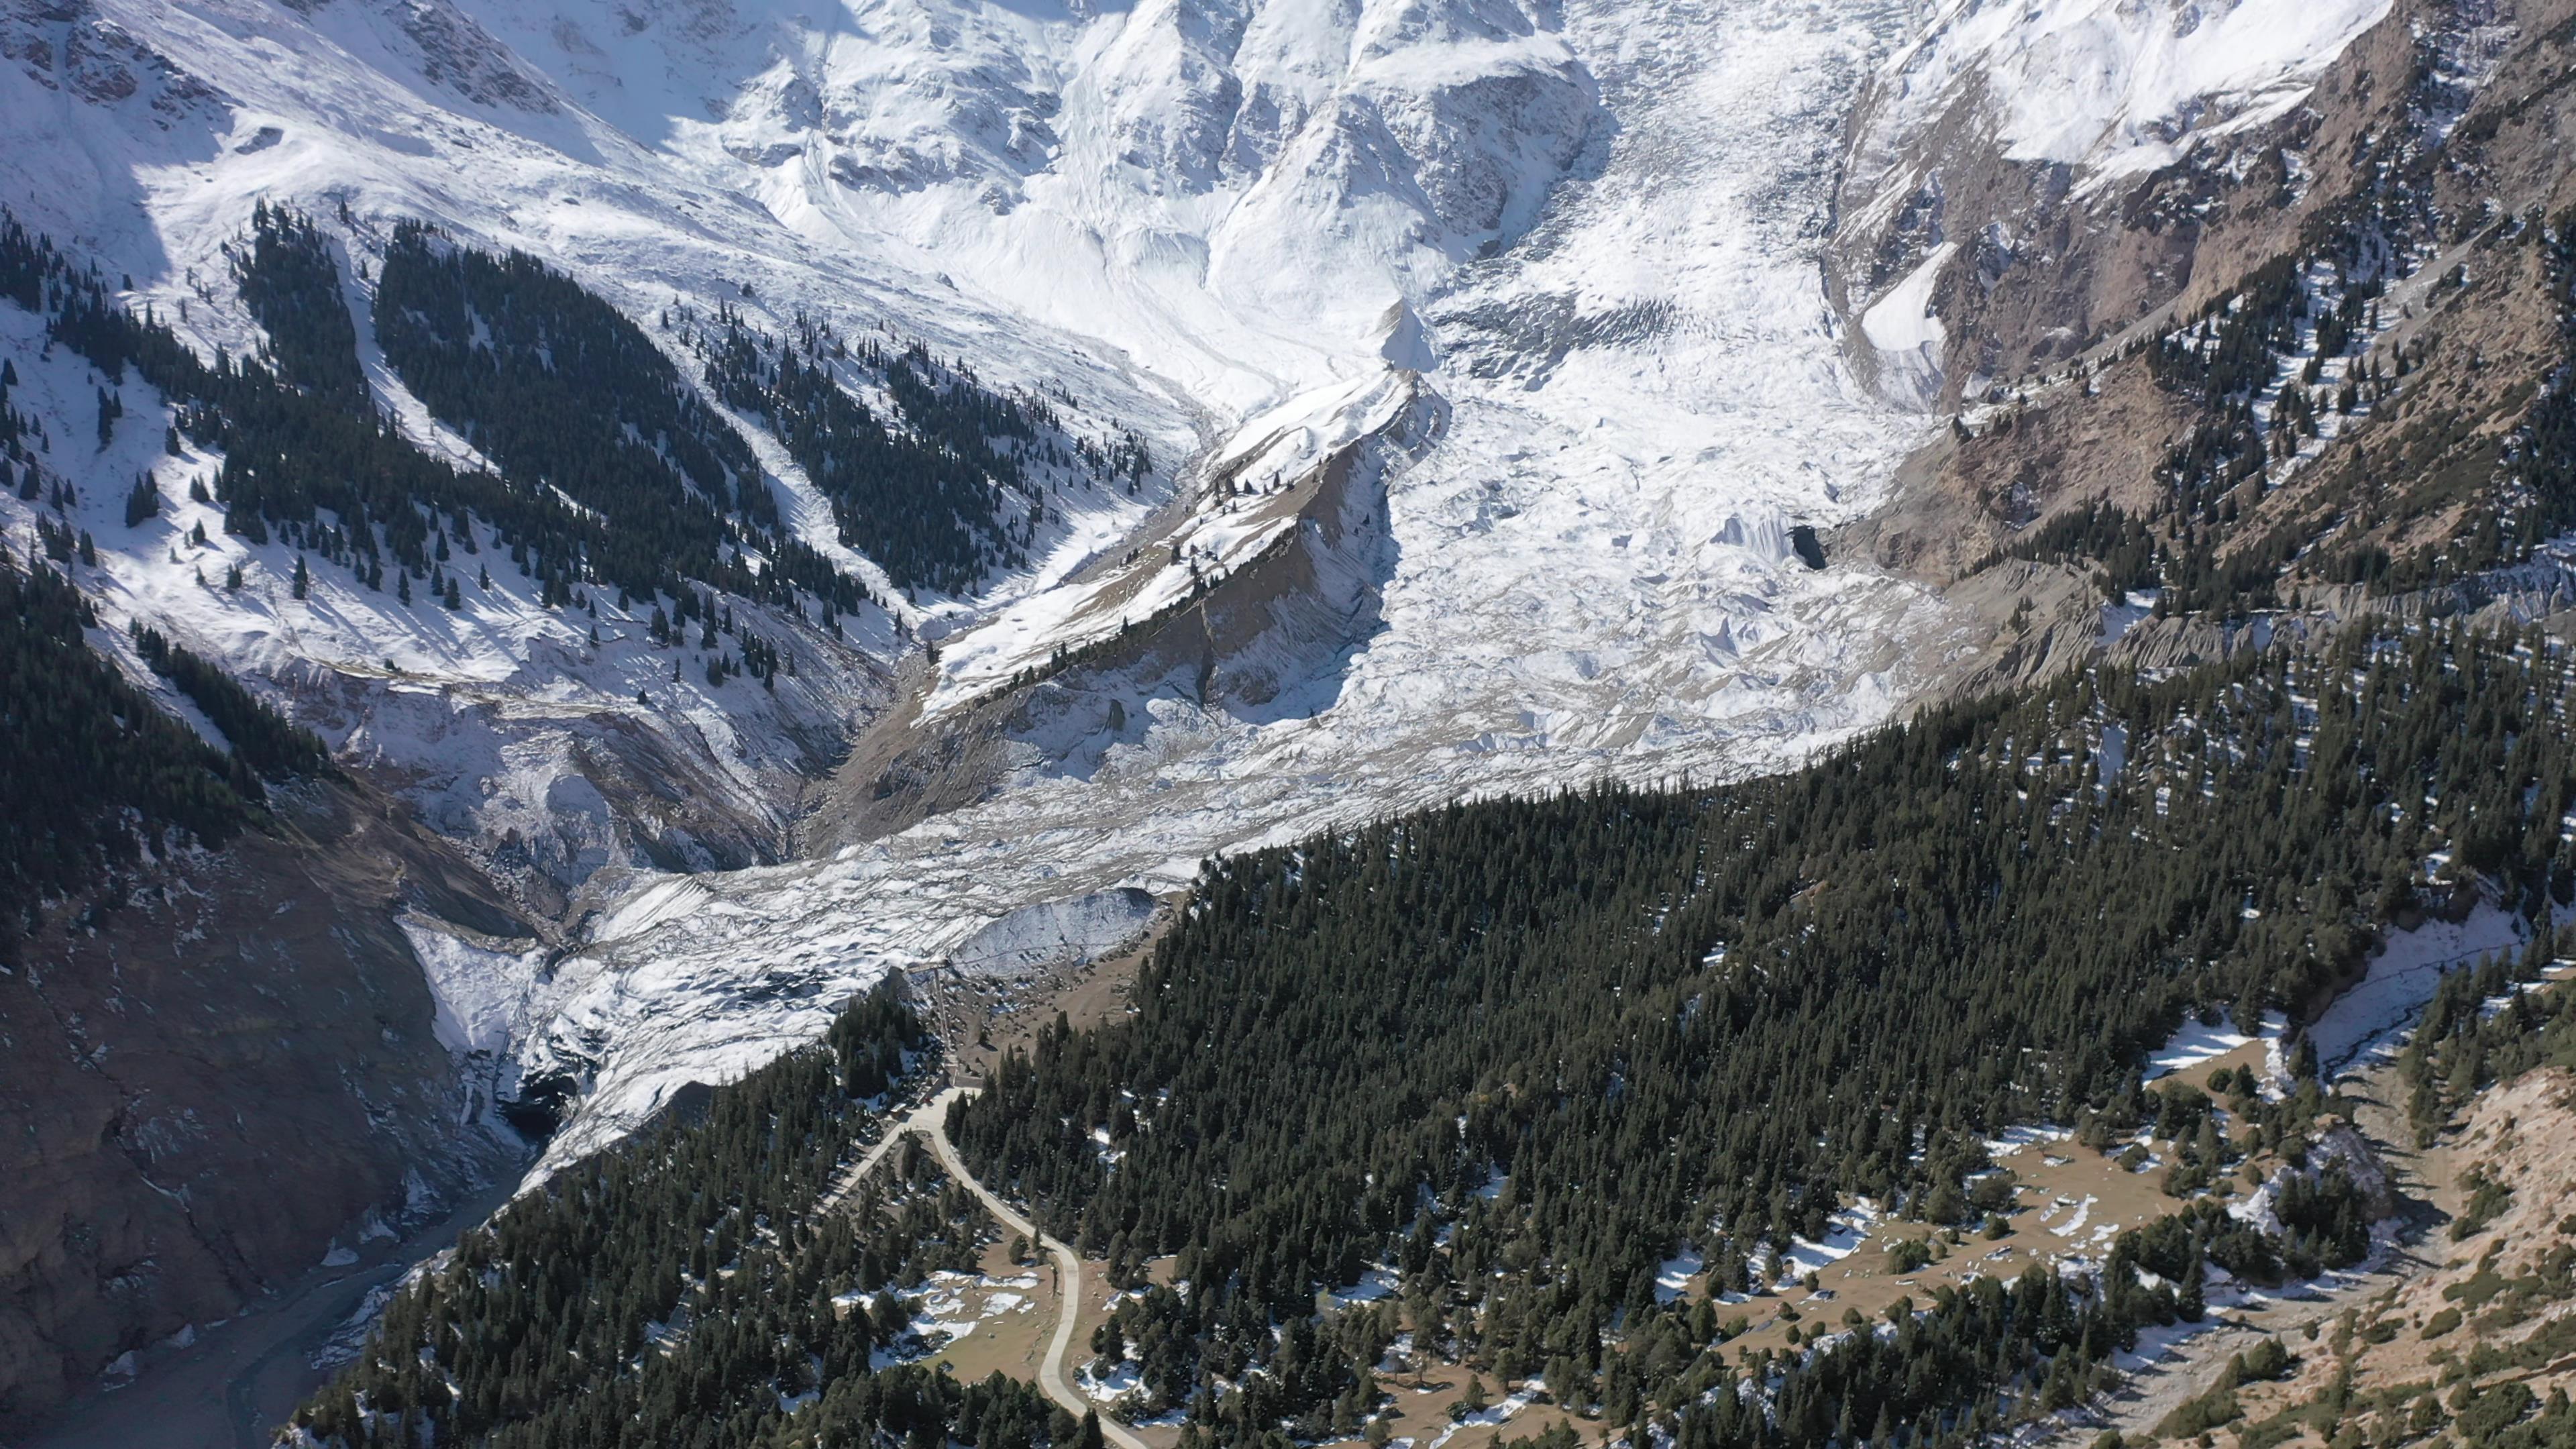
xmin=835 ymin=1085 xmax=1150 ymax=1449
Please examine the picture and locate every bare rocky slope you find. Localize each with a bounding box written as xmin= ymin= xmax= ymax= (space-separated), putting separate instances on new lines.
xmin=2107 ymin=1063 xmax=2576 ymax=1449
xmin=1838 ymin=0 xmax=2576 ymax=595
xmin=808 ymin=383 xmax=1431 ymax=850
xmin=0 ymin=777 xmax=533 ymax=1434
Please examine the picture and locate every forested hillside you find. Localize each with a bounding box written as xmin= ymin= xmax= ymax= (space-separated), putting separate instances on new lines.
xmin=233 ymin=203 xmax=367 ymax=408
xmin=285 ymin=987 xmax=1079 ymax=1449
xmin=368 ymin=221 xmax=868 ymax=614
xmin=0 ymin=543 xmax=258 ymax=926
xmin=1946 ymin=182 xmax=2576 ymax=616
xmin=0 ymin=522 xmax=332 ymax=929
xmin=952 ymin=619 xmax=2576 ymax=1446
xmin=694 ymin=309 xmax=1147 ymax=596
xmin=3 ymin=207 xmax=875 ymax=633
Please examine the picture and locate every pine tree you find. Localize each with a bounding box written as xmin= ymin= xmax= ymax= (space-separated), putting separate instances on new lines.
xmin=292 ymin=555 xmax=309 ymax=599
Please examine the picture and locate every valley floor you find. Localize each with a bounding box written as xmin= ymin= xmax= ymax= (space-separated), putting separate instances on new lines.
xmin=21 ymin=1169 xmax=525 ymax=1449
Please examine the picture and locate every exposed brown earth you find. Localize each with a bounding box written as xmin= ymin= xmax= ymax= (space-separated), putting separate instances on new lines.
xmin=0 ymin=779 xmax=531 ymax=1437
xmin=2116 ymin=1063 xmax=2576 ymax=1449
xmin=1837 ymin=0 xmax=2576 ymax=590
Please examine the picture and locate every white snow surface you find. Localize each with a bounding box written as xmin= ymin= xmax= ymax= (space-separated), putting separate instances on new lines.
xmin=1861 ymin=0 xmax=2391 ymax=184
xmin=2143 ymin=1010 xmax=2285 ymax=1084
xmin=0 ymin=0 xmax=2243 ymax=1180
xmin=1861 ymin=241 xmax=1953 ymax=406
xmin=2309 ymin=902 xmax=2526 ymax=1075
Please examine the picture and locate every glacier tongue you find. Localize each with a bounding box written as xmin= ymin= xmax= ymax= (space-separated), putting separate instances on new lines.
xmin=522 ymin=0 xmax=1964 ymax=1180
xmin=0 ymin=0 xmax=2241 ymax=1182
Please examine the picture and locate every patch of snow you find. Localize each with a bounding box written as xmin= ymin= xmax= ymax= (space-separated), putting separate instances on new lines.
xmin=1427 ymin=1380 xmax=1544 ymax=1449
xmin=1776 ymin=1206 xmax=1874 ymax=1283
xmin=1078 ymin=1360 xmax=1144 ymax=1404
xmin=2046 ymin=1195 xmax=2095 ymax=1238
xmin=1654 ymin=1247 xmax=1705 ymax=1304
xmin=2144 ymin=1010 xmax=2284 ymax=1083
xmin=1328 ymin=1267 xmax=1401 ymax=1306
xmin=1861 ymin=243 xmax=1955 ymax=407
xmin=1984 ymin=1124 xmax=2073 ymax=1158
xmin=1864 ymin=0 xmax=2394 ymax=186
xmin=2098 ymin=596 xmax=2154 ymax=649
xmin=2310 ymin=902 xmax=2524 ymax=1075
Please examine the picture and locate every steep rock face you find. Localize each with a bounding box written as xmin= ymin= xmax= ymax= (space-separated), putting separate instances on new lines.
xmin=810 ymin=380 xmax=1429 ymax=849
xmin=294 ymin=643 xmax=888 ymax=919
xmin=1836 ymin=0 xmax=2576 ymax=586
xmin=0 ymin=780 xmax=529 ymax=1436
xmin=1830 ymin=0 xmax=2404 ymax=405
xmin=469 ymin=0 xmax=1607 ymax=388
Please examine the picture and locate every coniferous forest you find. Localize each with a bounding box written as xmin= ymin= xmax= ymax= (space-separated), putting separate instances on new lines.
xmin=233 ymin=203 xmax=368 ymax=408
xmin=0 ymin=543 xmax=259 ymax=926
xmin=373 ymin=221 xmax=784 ymax=603
xmin=286 ymin=988 xmax=1087 ymax=1449
xmin=949 ymin=621 xmax=2576 ymax=1447
xmin=288 ymin=616 xmax=2576 ymax=1449
xmin=698 ymin=315 xmax=1030 ymax=595
xmin=694 ymin=309 xmax=1149 ymax=596
xmin=5 ymin=207 xmax=873 ymax=623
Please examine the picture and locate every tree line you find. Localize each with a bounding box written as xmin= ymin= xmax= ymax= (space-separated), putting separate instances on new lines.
xmin=953 ymin=619 xmax=2576 ymax=1446
xmin=0 ymin=543 xmax=258 ymax=935
xmin=290 ymin=985 xmax=1102 ymax=1449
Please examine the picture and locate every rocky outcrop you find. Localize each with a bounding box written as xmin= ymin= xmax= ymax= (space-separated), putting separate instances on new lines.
xmin=0 ymin=780 xmax=530 ymax=1436
xmin=806 ymin=389 xmax=1423 ymax=849
xmin=1829 ymin=0 xmax=2442 ymax=405
xmin=309 ymin=661 xmax=881 ymax=922
xmin=1842 ymin=0 xmax=2576 ymax=593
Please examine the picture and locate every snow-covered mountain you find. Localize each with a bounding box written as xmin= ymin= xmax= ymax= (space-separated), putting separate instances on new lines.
xmin=0 ymin=0 xmax=2414 ymax=1413
xmin=1831 ymin=0 xmax=2405 ymax=406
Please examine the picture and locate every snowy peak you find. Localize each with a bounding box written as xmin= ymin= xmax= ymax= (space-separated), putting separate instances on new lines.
xmin=1 ymin=1 xmax=224 ymax=119
xmin=540 ymin=0 xmax=1607 ymax=402
xmin=1864 ymin=0 xmax=2392 ymax=184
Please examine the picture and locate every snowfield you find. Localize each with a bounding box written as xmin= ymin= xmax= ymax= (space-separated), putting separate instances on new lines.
xmin=1857 ymin=0 xmax=2394 ymax=185
xmin=0 ymin=0 xmax=2396 ymax=1181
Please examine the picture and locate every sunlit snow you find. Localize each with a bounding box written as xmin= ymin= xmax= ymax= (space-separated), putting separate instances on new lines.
xmin=0 ymin=0 xmax=2402 ymax=1179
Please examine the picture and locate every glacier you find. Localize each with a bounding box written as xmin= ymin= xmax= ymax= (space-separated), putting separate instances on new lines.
xmin=0 ymin=0 xmax=2398 ymax=1181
